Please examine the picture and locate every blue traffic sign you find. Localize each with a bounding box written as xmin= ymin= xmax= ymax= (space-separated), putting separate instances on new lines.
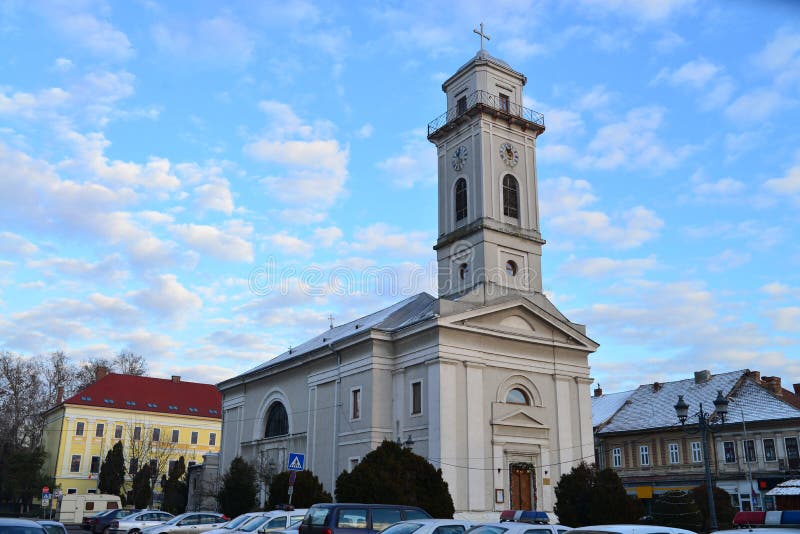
xmin=287 ymin=452 xmax=305 ymax=471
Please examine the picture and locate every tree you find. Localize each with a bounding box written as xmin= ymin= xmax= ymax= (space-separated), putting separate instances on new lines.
xmin=4 ymin=447 xmax=50 ymax=514
xmin=335 ymin=440 xmax=454 ymax=519
xmin=98 ymin=441 xmax=127 ymax=498
xmin=125 ymin=421 xmax=189 ymax=504
xmin=554 ymin=462 xmax=639 ymax=527
xmin=267 ymin=470 xmax=332 ymax=509
xmin=162 ymin=456 xmax=188 ymax=515
xmin=691 ymin=485 xmax=736 ymax=531
xmin=218 ymin=457 xmax=258 ymax=518
xmin=132 ymin=463 xmax=154 ymax=509
xmin=652 ymin=490 xmax=702 ymax=531
xmin=115 ymin=351 xmax=148 ymax=376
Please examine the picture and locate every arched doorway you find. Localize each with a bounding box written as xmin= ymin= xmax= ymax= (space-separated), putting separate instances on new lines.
xmin=510 ymin=463 xmax=536 ymax=510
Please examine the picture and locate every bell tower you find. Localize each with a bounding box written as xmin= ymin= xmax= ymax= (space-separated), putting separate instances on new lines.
xmin=427 ymin=36 xmax=546 ymax=302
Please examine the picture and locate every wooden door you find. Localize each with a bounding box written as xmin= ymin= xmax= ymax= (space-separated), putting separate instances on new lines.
xmin=510 ymin=464 xmax=533 ymax=510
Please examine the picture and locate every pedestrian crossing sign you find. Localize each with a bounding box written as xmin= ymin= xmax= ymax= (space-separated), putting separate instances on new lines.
xmin=287 ymin=452 xmax=305 ymax=471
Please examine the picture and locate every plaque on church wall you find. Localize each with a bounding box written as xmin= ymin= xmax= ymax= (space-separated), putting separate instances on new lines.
xmin=495 ymin=488 xmax=504 ymax=503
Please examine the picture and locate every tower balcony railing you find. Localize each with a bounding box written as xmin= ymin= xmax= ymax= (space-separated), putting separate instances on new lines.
xmin=427 ymin=90 xmax=545 ymax=138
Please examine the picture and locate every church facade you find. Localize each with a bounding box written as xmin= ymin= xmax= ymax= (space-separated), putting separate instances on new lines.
xmin=218 ymin=46 xmax=598 ymax=516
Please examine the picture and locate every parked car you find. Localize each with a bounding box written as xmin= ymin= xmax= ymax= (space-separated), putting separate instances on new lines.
xmin=84 ymin=512 xmax=115 ymax=531
xmin=564 ymin=526 xmax=697 ymax=534
xmin=0 ymin=518 xmax=48 ymax=534
xmin=36 ymin=521 xmax=68 ymax=534
xmin=379 ymin=519 xmax=476 ymax=534
xmin=299 ymin=503 xmax=431 ymax=534
xmin=110 ymin=511 xmax=175 ymax=534
xmin=140 ymin=513 xmax=226 ymax=534
xmin=240 ymin=510 xmax=307 ymax=534
xmin=93 ymin=509 xmax=140 ymax=534
xmin=469 ymin=523 xmax=577 ymax=534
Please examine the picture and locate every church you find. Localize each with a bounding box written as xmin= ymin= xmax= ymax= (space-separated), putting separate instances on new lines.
xmin=218 ymin=36 xmax=598 ymax=516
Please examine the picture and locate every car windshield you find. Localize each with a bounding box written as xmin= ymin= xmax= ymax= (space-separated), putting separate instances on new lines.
xmin=381 ymin=523 xmax=423 ymax=534
xmin=40 ymin=526 xmax=64 ymax=534
xmin=240 ymin=517 xmax=272 ymax=532
xmin=223 ymin=516 xmax=254 ymax=530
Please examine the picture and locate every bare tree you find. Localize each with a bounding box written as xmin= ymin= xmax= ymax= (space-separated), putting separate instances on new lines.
xmin=42 ymin=351 xmax=79 ymax=404
xmin=0 ymin=352 xmax=47 ymax=448
xmin=115 ymin=351 xmax=148 ymax=376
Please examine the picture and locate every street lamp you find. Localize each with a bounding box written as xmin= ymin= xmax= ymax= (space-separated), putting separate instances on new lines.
xmin=674 ymin=390 xmax=729 ymax=531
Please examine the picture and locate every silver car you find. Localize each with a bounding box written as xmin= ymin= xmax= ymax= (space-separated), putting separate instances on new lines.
xmin=141 ymin=513 xmax=226 ymax=534
xmin=110 ymin=511 xmax=174 ymax=534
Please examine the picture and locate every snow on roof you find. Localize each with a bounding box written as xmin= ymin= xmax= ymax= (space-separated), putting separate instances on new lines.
xmin=235 ymin=292 xmax=437 ymax=379
xmin=767 ymin=479 xmax=800 ymax=496
xmin=592 ymin=390 xmax=635 ymax=427
xmin=598 ymin=369 xmax=800 ymax=435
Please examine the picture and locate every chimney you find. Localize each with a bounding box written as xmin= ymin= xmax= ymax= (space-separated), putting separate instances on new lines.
xmin=747 ymin=370 xmax=761 ymax=382
xmin=762 ymin=376 xmax=782 ymax=395
xmin=56 ymin=386 xmax=64 ymax=404
xmin=171 ymin=375 xmax=181 ymax=384
xmin=594 ymin=384 xmax=603 ymax=397
xmin=793 ymin=383 xmax=800 ymax=397
xmin=95 ymin=365 xmax=109 ymax=382
xmin=653 ymin=382 xmax=663 ymax=392
xmin=694 ymin=370 xmax=711 ymax=384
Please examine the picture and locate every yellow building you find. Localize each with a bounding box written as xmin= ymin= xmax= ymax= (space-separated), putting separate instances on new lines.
xmin=43 ymin=370 xmax=222 ymax=499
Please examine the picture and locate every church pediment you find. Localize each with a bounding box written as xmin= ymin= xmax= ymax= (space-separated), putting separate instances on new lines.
xmin=441 ymin=299 xmax=596 ymax=350
xmin=491 ymin=402 xmax=548 ymax=429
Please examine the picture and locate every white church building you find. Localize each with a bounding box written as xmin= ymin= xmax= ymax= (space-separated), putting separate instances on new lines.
xmin=218 ymin=42 xmax=598 ymax=516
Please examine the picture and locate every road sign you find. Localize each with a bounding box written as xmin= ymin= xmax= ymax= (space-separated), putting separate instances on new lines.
xmin=42 ymin=486 xmax=50 ymax=494
xmin=287 ymin=452 xmax=305 ymax=471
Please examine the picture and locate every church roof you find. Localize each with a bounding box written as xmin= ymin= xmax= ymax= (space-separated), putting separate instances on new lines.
xmin=597 ymin=369 xmax=800 ymax=435
xmin=444 ymin=49 xmax=526 ymax=88
xmin=240 ymin=292 xmax=437 ymax=377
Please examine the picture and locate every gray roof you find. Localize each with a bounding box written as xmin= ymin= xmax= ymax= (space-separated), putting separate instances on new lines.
xmin=598 ymin=369 xmax=800 ymax=435
xmin=446 ymin=50 xmax=526 ymax=87
xmin=592 ymin=390 xmax=635 ymax=427
xmin=238 ymin=292 xmax=437 ymax=378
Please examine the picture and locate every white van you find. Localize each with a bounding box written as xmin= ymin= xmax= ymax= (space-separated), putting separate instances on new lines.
xmin=56 ymin=493 xmax=122 ymax=525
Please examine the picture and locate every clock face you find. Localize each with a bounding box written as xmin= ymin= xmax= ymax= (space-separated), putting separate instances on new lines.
xmin=499 ymin=142 xmax=519 ymax=167
xmin=451 ymin=145 xmax=468 ymax=171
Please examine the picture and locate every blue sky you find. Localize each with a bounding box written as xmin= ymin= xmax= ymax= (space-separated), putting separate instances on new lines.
xmin=1 ymin=0 xmax=799 ymax=393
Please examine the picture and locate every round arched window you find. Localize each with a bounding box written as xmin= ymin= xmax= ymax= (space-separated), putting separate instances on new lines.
xmin=459 ymin=263 xmax=469 ymax=280
xmin=506 ymin=260 xmax=518 ymax=276
xmin=264 ymin=402 xmax=289 ymax=438
xmin=506 ymin=388 xmax=530 ymax=405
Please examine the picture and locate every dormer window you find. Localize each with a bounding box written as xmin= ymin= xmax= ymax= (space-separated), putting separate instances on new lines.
xmin=499 ymin=93 xmax=509 ymax=113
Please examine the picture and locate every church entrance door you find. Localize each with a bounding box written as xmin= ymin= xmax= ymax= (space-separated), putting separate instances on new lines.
xmin=510 ymin=463 xmax=535 ymax=510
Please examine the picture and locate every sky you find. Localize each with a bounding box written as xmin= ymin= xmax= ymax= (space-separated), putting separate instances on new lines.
xmin=1 ymin=0 xmax=799 ymax=393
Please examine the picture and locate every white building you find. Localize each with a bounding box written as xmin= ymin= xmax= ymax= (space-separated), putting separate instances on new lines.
xmin=218 ymin=45 xmax=598 ymax=516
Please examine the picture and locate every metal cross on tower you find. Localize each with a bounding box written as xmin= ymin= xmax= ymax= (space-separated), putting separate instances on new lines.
xmin=473 ymin=22 xmax=490 ymax=50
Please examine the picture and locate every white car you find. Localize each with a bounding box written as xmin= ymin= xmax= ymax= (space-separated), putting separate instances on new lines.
xmin=470 ymin=524 xmax=574 ymax=534
xmin=141 ymin=513 xmax=227 ymax=534
xmin=565 ymin=526 xmax=697 ymax=534
xmin=204 ymin=514 xmax=265 ymax=534
xmin=110 ymin=511 xmax=174 ymax=534
xmin=381 ymin=519 xmax=476 ymax=534
xmin=241 ymin=510 xmax=309 ymax=534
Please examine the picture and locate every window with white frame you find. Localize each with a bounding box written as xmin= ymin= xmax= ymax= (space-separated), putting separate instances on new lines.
xmin=612 ymin=447 xmax=622 ymax=468
xmin=764 ymin=438 xmax=777 ymax=461
xmin=668 ymin=442 xmax=680 ymax=464
xmin=411 ymin=380 xmax=423 ymax=416
xmin=350 ymin=387 xmax=362 ymax=421
xmin=724 ymin=441 xmax=737 ymax=463
xmin=691 ymin=441 xmax=703 ymax=463
xmin=744 ymin=440 xmax=756 ymax=463
xmin=639 ymin=445 xmax=650 ymax=466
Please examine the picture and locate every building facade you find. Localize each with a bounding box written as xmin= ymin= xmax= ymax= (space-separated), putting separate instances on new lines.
xmin=593 ymin=369 xmax=800 ymax=512
xmin=43 ymin=370 xmax=222 ymax=500
xmin=218 ymin=47 xmax=599 ymax=516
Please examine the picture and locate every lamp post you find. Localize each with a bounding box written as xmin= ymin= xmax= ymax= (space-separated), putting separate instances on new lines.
xmin=674 ymin=390 xmax=729 ymax=531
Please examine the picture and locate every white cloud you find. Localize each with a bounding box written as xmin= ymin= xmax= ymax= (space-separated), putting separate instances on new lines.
xmin=376 ymin=130 xmax=436 ymax=188
xmin=706 ymin=249 xmax=751 ymax=273
xmin=313 ymin=226 xmax=343 ymax=247
xmin=761 ymin=282 xmax=797 ymax=298
xmin=655 ymin=58 xmax=720 ymax=88
xmin=561 ymin=255 xmax=658 ymax=278
xmin=575 ymin=85 xmax=613 ymax=112
xmin=152 ymin=16 xmax=254 ymax=66
xmin=541 ymin=177 xmax=664 ymax=249
xmin=130 ymin=274 xmax=202 ymax=321
xmin=751 ymin=27 xmax=800 ymax=86
xmin=0 ymin=232 xmax=38 ymax=256
xmin=355 ymin=123 xmax=374 ymax=139
xmin=764 ymin=165 xmax=800 ymax=196
xmin=194 ymin=177 xmax=235 ymax=215
xmin=28 ymin=255 xmax=128 ymax=284
xmin=499 ymin=38 xmax=546 ymax=60
xmin=265 ymin=233 xmax=314 ymax=257
xmin=53 ymin=58 xmax=73 ymax=72
xmin=768 ymin=307 xmax=800 ymax=332
xmin=57 ymin=12 xmax=134 ymax=61
xmin=0 ymin=87 xmax=70 ymax=120
xmin=726 ymin=88 xmax=787 ymax=122
xmin=172 ymin=223 xmax=254 ymax=262
xmin=654 ymin=32 xmax=685 ymax=53
xmin=577 ymin=0 xmax=695 ymax=21
xmin=347 ymin=223 xmax=430 ymax=257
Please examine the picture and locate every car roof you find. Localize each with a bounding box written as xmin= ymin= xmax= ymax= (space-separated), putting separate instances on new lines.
xmin=311 ymin=503 xmax=422 ymax=509
xmin=0 ymin=518 xmax=47 ymax=527
xmin=395 ymin=520 xmax=473 ymax=525
xmin=566 ymin=526 xmax=696 ymax=534
xmin=37 ymin=521 xmax=65 ymax=526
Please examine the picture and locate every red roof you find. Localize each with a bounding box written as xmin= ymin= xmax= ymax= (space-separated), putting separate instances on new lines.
xmin=61 ymin=373 xmax=221 ymax=419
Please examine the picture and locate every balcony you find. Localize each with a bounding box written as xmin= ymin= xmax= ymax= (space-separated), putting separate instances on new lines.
xmin=427 ymin=90 xmax=545 ymax=139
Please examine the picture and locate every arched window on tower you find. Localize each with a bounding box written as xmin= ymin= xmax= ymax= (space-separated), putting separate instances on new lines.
xmin=264 ymin=401 xmax=289 ymax=438
xmin=455 ymin=178 xmax=468 ymax=222
xmin=503 ymin=175 xmax=519 ymax=219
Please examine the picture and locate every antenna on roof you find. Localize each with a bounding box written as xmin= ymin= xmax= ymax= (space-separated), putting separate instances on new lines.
xmin=328 ymin=314 xmax=335 ymax=329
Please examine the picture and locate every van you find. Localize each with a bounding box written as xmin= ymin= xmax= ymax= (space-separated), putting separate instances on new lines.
xmin=299 ymin=503 xmax=431 ymax=534
xmin=57 ymin=494 xmax=122 ymax=525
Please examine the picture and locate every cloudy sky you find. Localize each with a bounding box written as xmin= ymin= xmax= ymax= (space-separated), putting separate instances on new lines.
xmin=1 ymin=0 xmax=798 ymax=392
